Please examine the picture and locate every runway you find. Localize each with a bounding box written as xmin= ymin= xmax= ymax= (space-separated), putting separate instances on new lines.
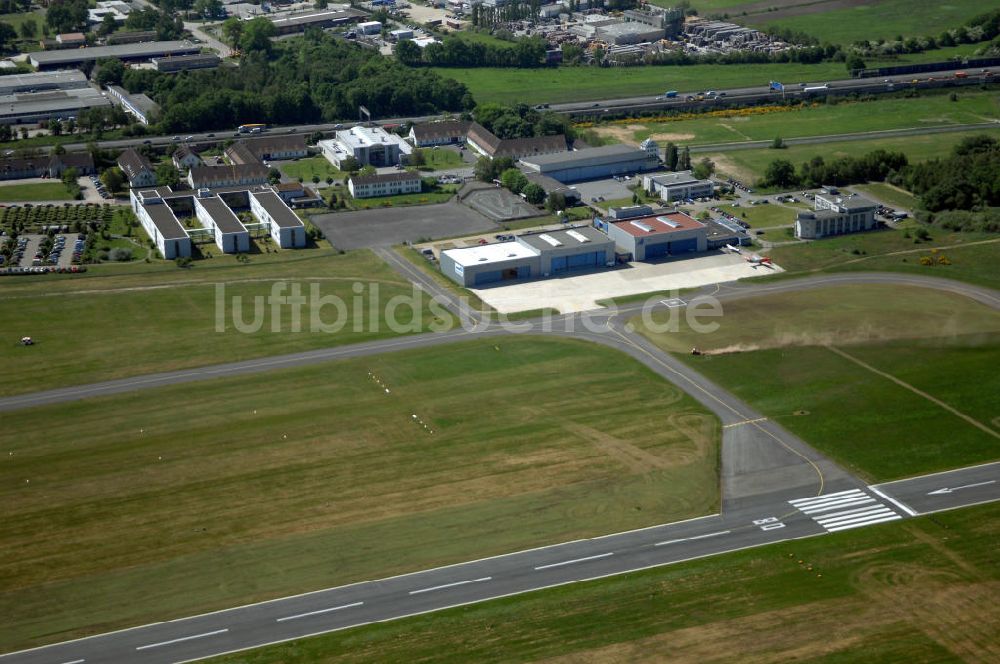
xmin=2 ymin=271 xmax=998 ymax=663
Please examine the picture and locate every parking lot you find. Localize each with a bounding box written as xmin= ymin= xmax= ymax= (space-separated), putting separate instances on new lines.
xmin=311 ymin=200 xmax=496 ymax=250
xmin=573 ymin=177 xmax=637 ymax=205
xmin=0 ymin=233 xmax=83 ymax=269
xmin=469 ymin=252 xmax=784 ymax=314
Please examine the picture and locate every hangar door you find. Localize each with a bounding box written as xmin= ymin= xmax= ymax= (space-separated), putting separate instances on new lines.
xmin=551 ymin=251 xmax=605 ymax=273
xmin=474 ymin=266 xmax=531 ymax=286
xmin=644 ymin=242 xmax=671 ymax=259
xmin=670 ymin=238 xmax=698 ymax=253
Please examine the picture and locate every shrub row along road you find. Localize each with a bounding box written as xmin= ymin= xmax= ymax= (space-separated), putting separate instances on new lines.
xmin=1 ymin=273 xmax=998 ymax=663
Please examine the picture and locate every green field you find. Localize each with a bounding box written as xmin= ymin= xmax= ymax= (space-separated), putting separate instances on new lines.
xmin=598 ymin=89 xmax=1000 ymax=148
xmin=210 ymin=501 xmax=1000 ymax=663
xmin=704 ymin=127 xmax=1000 ymax=183
xmin=725 ymin=201 xmax=798 ymax=228
xmin=1 ymin=337 xmax=721 ymax=650
xmin=742 ymin=0 xmax=988 ymax=46
xmin=853 ymin=182 xmax=920 ymax=210
xmin=0 ymin=249 xmax=452 ymax=396
xmin=437 ymin=45 xmax=991 ymax=105
xmin=0 ymin=182 xmax=76 ymax=202
xmin=280 ymin=156 xmax=342 ymax=182
xmin=416 ymin=146 xmax=466 ymax=171
xmin=348 ymin=186 xmax=457 ymax=209
xmin=635 ymin=284 xmax=1000 ymax=480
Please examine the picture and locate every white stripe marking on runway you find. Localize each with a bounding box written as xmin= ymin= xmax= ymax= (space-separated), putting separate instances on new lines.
xmin=534 ymin=552 xmax=613 ymax=570
xmin=136 ymin=629 xmax=229 ymax=651
xmin=788 ymin=489 xmax=863 ymax=505
xmin=800 ymin=497 xmax=876 ymax=514
xmin=790 ymin=490 xmax=865 ymax=508
xmin=276 ymin=602 xmax=364 ymax=622
xmin=814 ymin=506 xmax=892 ymax=525
xmin=60 ymin=659 xmax=86 ymax=664
xmin=409 ymin=577 xmax=492 ymax=595
xmin=868 ymin=485 xmax=918 ymax=516
xmin=816 ymin=508 xmax=895 ymax=527
xmin=655 ymin=530 xmax=731 ymax=546
xmin=826 ymin=514 xmax=902 ymax=532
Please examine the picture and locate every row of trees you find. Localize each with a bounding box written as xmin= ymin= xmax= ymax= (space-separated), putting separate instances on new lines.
xmin=473 ymin=102 xmax=572 ymax=140
xmin=761 ymin=149 xmax=909 ymax=189
xmin=903 ymin=135 xmax=1000 ymax=213
xmin=396 ymin=35 xmax=548 ymax=69
xmin=120 ymin=30 xmax=472 ymax=133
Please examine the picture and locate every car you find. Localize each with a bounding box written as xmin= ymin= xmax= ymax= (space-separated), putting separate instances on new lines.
xmin=185 ymin=135 xmax=194 ymax=140
xmin=207 ymin=133 xmax=216 ymax=138
xmin=172 ymin=136 xmax=180 ymax=141
xmin=143 ymin=139 xmax=152 ymax=144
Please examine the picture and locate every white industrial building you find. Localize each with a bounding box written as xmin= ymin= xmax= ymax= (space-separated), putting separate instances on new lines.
xmin=194 ymin=195 xmax=250 ymax=254
xmin=520 ymin=144 xmax=659 ymax=183
xmin=106 ymin=85 xmax=160 ymax=125
xmin=795 ymin=193 xmax=878 ymax=239
xmin=349 ymin=171 xmax=422 ymax=198
xmin=643 ymin=171 xmax=714 ymax=202
xmin=320 ymin=126 xmax=413 ymax=168
xmin=130 ymin=188 xmax=192 ymax=260
xmin=249 ymin=190 xmax=308 ymax=249
xmin=601 ymin=211 xmax=708 ymax=260
xmin=0 ymin=71 xmax=89 ymax=96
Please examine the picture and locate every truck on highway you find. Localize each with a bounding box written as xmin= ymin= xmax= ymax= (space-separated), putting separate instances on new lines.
xmin=954 ymin=71 xmax=968 ymax=78
xmin=802 ymin=84 xmax=830 ymax=94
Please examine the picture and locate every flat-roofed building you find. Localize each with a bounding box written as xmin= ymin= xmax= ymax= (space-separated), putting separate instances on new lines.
xmin=521 ymin=144 xmax=658 ymax=183
xmin=151 ymin=53 xmax=221 ymax=72
xmin=106 ymin=85 xmax=159 ymax=125
xmin=194 ymin=195 xmax=250 ymax=253
xmin=29 ymin=41 xmax=200 ymax=70
xmin=642 ymin=170 xmax=714 ymax=202
xmin=130 ymin=188 xmax=192 ymax=259
xmin=348 ymin=171 xmax=421 ymax=198
xmin=440 ymin=225 xmax=614 ymax=286
xmin=320 ymin=126 xmax=412 ymax=168
xmin=0 ymin=87 xmax=111 ymax=125
xmin=796 ymin=193 xmax=877 ymax=239
xmin=248 ymin=190 xmax=307 ymax=248
xmin=0 ymin=70 xmax=89 ymax=96
xmin=268 ymin=8 xmax=366 ymax=35
xmin=604 ymin=211 xmax=707 ymax=260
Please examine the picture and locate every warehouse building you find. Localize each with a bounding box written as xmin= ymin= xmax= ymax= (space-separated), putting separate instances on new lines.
xmin=604 ymin=211 xmax=707 ymax=260
xmin=249 ymin=190 xmax=308 ymax=248
xmin=194 ymin=195 xmax=250 ymax=254
xmin=320 ymin=126 xmax=412 ymax=168
xmin=268 ymin=8 xmax=366 ymax=35
xmin=130 ymin=188 xmax=192 ymax=260
xmin=106 ymin=85 xmax=159 ymax=125
xmin=520 ymin=144 xmax=659 ymax=183
xmin=523 ymin=172 xmax=582 ymax=206
xmin=348 ymin=171 xmax=421 ymax=198
xmin=440 ymin=226 xmax=614 ymax=287
xmin=0 ymin=87 xmax=111 ymax=125
xmin=151 ymin=53 xmax=221 ymax=73
xmin=0 ymin=70 xmax=89 ymax=96
xmin=643 ymin=170 xmax=714 ymax=202
xmin=29 ymin=41 xmax=200 ymax=70
xmin=795 ymin=193 xmax=877 ymax=239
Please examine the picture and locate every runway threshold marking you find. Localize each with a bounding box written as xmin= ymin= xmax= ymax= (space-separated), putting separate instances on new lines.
xmin=409 ymin=577 xmax=492 ymax=595
xmin=276 ymin=602 xmax=364 ymax=622
xmin=534 ymin=552 xmax=613 ymax=570
xmin=654 ymin=530 xmax=731 ymax=547
xmin=135 ymin=628 xmax=229 ymax=651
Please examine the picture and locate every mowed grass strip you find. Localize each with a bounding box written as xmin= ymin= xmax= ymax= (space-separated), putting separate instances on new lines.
xmin=0 ymin=182 xmax=76 ymax=202
xmin=0 ymin=249 xmax=452 ymax=396
xmin=1 ymin=337 xmax=720 ymax=650
xmin=208 ymin=502 xmax=1000 ymax=663
xmin=635 ymin=285 xmax=1000 ymax=480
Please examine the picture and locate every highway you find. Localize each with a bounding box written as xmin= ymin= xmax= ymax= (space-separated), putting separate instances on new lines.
xmin=2 ymin=271 xmax=999 ymax=663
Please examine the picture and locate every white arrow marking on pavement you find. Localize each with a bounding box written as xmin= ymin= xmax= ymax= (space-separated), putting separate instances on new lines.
xmin=928 ymin=480 xmax=995 ymax=495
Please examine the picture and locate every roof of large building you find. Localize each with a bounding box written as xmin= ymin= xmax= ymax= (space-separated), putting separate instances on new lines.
xmin=29 ymin=40 xmax=199 ymax=67
xmin=117 ymin=148 xmax=154 ymax=181
xmin=442 ymin=241 xmax=538 ymax=267
xmin=269 ymin=7 xmax=364 ymax=28
xmin=410 ymin=120 xmax=471 ymax=142
xmin=236 ymin=134 xmax=308 ymax=157
xmin=516 ymin=226 xmax=611 ymax=252
xmin=136 ymin=196 xmax=188 ymax=240
xmin=196 ymin=196 xmax=246 ymax=234
xmin=0 ymin=87 xmax=111 ymax=118
xmin=523 ymin=143 xmax=652 ymax=169
xmin=107 ymin=85 xmax=159 ymax=115
xmin=466 ymin=123 xmax=566 ymax=159
xmin=645 ymin=170 xmax=708 ymax=187
xmin=820 ymin=193 xmax=877 ymax=211
xmin=151 ymin=53 xmax=221 ymax=69
xmin=350 ymin=171 xmax=422 ymax=185
xmin=250 ymin=190 xmax=303 ymax=228
xmin=224 ymin=141 xmax=258 ymax=165
xmin=611 ymin=211 xmax=705 ymax=237
xmin=0 ymin=70 xmax=88 ymax=95
xmin=189 ymin=164 xmax=269 ymax=187
xmin=334 ymin=125 xmax=411 ymax=150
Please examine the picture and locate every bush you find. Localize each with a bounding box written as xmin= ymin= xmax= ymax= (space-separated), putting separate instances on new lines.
xmin=107 ymin=247 xmax=133 ymax=262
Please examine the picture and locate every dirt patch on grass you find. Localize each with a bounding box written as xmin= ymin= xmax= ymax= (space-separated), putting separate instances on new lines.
xmin=591 ymin=125 xmax=645 ymax=145
xmin=739 ymin=0 xmax=872 ymax=21
xmin=647 ymin=131 xmax=696 ymax=143
xmin=704 ymin=153 xmax=756 ymax=182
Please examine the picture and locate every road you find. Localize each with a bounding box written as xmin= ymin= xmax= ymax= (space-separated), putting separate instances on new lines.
xmin=2 ymin=271 xmax=998 ymax=663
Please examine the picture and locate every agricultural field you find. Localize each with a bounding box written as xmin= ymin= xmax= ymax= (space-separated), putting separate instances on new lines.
xmin=279 ymin=156 xmax=342 ymax=183
xmin=1 ymin=337 xmax=721 ymax=650
xmin=739 ymin=0 xmax=989 ymax=47
xmin=435 ymin=44 xmax=990 ymax=105
xmin=0 ymin=249 xmax=452 ymax=396
xmin=210 ymin=502 xmax=1000 ymax=664
xmin=0 ymin=182 xmax=77 ymax=202
xmin=589 ymin=89 xmax=1000 ymax=147
xmin=635 ymin=284 xmax=1000 ymax=480
xmin=703 ymin=127 xmax=1000 ymax=183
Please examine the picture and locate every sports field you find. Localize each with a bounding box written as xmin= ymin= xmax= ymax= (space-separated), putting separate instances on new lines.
xmin=211 ymin=501 xmax=1000 ymax=663
xmin=1 ymin=337 xmax=720 ymax=650
xmin=0 ymin=249 xmax=452 ymax=396
xmin=591 ymin=90 xmax=1000 ymax=147
xmin=634 ymin=284 xmax=1000 ymax=480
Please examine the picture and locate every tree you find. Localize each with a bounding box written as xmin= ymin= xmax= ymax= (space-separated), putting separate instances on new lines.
xmin=522 ymin=182 xmax=545 ymax=204
xmin=664 ymin=142 xmax=678 ymax=171
xmin=315 ymin=0 xmax=328 ymax=7
xmin=0 ymin=21 xmax=16 ymax=52
xmin=845 ymin=53 xmax=865 ymax=73
xmin=19 ymin=19 xmax=37 ymax=40
xmin=545 ymin=191 xmax=567 ymax=212
xmin=771 ymin=136 xmax=785 ymax=150
xmin=268 ymin=167 xmax=281 ymax=185
xmin=61 ymin=166 xmax=79 ymax=187
xmin=156 ymin=163 xmax=180 ymax=188
xmin=95 ymin=58 xmax=125 ymax=87
xmin=193 ymin=0 xmax=224 ymax=19
xmin=692 ymin=157 xmax=715 ymax=180
xmin=98 ymin=12 xmax=117 ymax=36
xmin=46 ymin=0 xmax=88 ymax=34
xmin=395 ymin=38 xmax=422 ymax=67
xmin=500 ymin=167 xmax=527 ymax=193
xmin=101 ymin=166 xmax=125 ymax=192
xmin=409 ymin=148 xmax=426 ymax=167
xmin=53 ymin=143 xmax=66 ymax=155
xmin=221 ymin=17 xmax=243 ymax=46
xmin=240 ymin=17 xmax=276 ymax=54
xmin=679 ymin=146 xmax=691 ymax=171
xmin=763 ymin=159 xmax=797 ymax=188
xmin=358 ymin=164 xmax=377 ymax=176
xmin=339 ymin=156 xmax=360 ymax=172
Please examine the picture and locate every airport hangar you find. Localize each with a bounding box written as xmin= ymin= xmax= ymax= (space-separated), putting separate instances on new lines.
xmin=519 ymin=144 xmax=660 ymax=183
xmin=602 ymin=211 xmax=708 ymax=260
xmin=441 ymin=226 xmax=615 ymax=287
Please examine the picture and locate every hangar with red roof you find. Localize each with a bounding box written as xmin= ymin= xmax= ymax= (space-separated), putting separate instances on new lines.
xmin=604 ymin=211 xmax=707 ymax=261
